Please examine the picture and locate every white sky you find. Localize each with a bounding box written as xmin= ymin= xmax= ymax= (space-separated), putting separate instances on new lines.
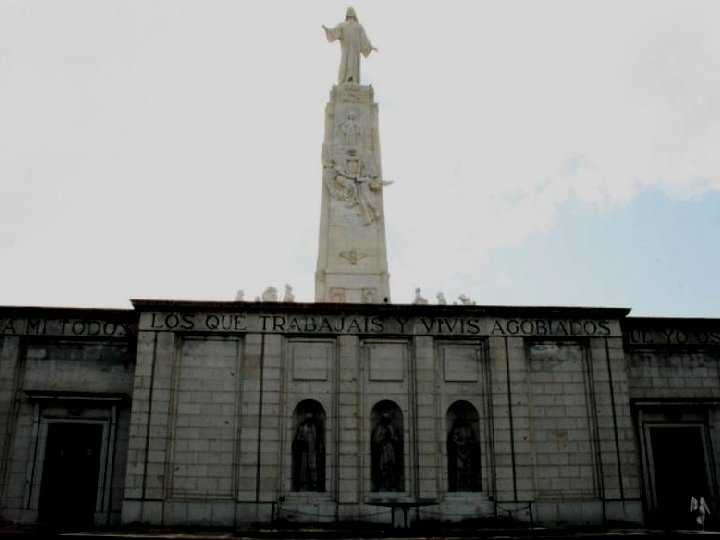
xmin=1 ymin=1 xmax=719 ymax=316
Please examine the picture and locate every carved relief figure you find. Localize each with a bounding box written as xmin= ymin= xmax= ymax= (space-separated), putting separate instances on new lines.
xmin=371 ymin=413 xmax=401 ymax=491
xmin=355 ymin=176 xmax=381 ymax=224
xmin=324 ymin=152 xmax=390 ymax=225
xmin=292 ymin=411 xmax=325 ymax=492
xmin=323 ymin=7 xmax=376 ymax=84
xmin=363 ymin=288 xmax=375 ymax=303
xmin=340 ymin=111 xmax=362 ymax=149
xmin=340 ymin=248 xmax=367 ymax=265
xmin=331 ymin=288 xmax=346 ymax=302
xmin=324 ymin=157 xmax=358 ymax=206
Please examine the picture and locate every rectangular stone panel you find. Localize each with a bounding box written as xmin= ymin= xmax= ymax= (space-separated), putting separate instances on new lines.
xmin=527 ymin=341 xmax=596 ymax=499
xmin=442 ymin=343 xmax=481 ymax=382
xmin=291 ymin=340 xmax=332 ymax=381
xmin=367 ymin=341 xmax=407 ymax=381
xmin=529 ymin=341 xmax=581 ymax=370
xmin=169 ymin=336 xmax=240 ymax=499
xmin=23 ymin=342 xmax=134 ymax=394
xmin=628 ymin=349 xmax=720 ymax=399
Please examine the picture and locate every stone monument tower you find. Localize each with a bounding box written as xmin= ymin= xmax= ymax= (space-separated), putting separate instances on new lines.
xmin=316 ymin=7 xmax=391 ymax=304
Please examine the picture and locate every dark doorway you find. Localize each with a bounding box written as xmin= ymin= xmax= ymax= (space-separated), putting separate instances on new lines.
xmin=39 ymin=423 xmax=103 ymax=525
xmin=650 ymin=426 xmax=709 ymax=527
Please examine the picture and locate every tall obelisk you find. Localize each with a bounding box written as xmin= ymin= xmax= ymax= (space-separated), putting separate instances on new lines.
xmin=316 ymin=7 xmax=391 ymax=304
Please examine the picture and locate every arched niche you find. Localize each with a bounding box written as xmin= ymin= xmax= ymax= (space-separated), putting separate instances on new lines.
xmin=446 ymin=400 xmax=481 ymax=492
xmin=370 ymin=400 xmax=403 ymax=492
xmin=292 ymin=399 xmax=326 ymax=492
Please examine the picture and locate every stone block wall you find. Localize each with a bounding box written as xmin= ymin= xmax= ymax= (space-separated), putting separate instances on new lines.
xmin=527 ymin=341 xmax=596 ymax=500
xmin=0 ymin=308 xmax=136 ymax=526
xmin=120 ymin=302 xmax=643 ymax=528
xmin=14 ymin=303 xmax=713 ymax=527
xmin=624 ymin=319 xmax=720 ymax=400
xmin=485 ymin=333 xmax=641 ymax=526
xmin=623 ymin=318 xmax=720 ymax=525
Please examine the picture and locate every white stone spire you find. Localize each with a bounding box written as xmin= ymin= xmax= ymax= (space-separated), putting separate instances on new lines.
xmin=316 ymin=10 xmax=390 ymax=303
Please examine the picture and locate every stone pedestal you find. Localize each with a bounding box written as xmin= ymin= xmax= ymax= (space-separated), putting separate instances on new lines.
xmin=315 ymin=83 xmax=391 ymax=304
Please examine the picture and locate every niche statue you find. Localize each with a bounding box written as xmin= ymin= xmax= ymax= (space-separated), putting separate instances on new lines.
xmin=448 ymin=417 xmax=481 ymax=492
xmin=292 ymin=412 xmax=325 ymax=491
xmin=371 ymin=413 xmax=401 ymax=491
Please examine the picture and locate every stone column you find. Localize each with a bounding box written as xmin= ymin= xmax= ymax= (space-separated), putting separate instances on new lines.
xmin=315 ymin=83 xmax=391 ymax=304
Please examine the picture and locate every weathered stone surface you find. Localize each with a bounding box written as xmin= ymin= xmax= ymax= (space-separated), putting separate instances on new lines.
xmin=315 ymin=82 xmax=391 ymax=304
xmin=3 ymin=303 xmax=720 ymax=528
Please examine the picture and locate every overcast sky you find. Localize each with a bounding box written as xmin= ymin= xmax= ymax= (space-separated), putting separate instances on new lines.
xmin=1 ymin=1 xmax=719 ymax=316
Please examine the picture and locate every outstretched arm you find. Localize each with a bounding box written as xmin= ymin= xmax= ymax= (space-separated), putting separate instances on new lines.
xmin=323 ymin=24 xmax=341 ymax=42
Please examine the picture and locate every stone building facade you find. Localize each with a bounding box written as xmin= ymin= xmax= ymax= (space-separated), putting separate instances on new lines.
xmin=2 ymin=301 xmax=718 ymax=528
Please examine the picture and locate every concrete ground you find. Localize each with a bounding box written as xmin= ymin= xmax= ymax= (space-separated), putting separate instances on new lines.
xmin=2 ymin=523 xmax=720 ymax=540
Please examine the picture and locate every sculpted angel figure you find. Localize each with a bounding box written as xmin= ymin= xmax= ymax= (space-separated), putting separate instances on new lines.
xmin=324 ymin=148 xmax=392 ymax=225
xmin=340 ymin=112 xmax=362 ymax=148
xmin=323 ymin=7 xmax=377 ymax=84
xmin=343 ymin=156 xmax=389 ymax=224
